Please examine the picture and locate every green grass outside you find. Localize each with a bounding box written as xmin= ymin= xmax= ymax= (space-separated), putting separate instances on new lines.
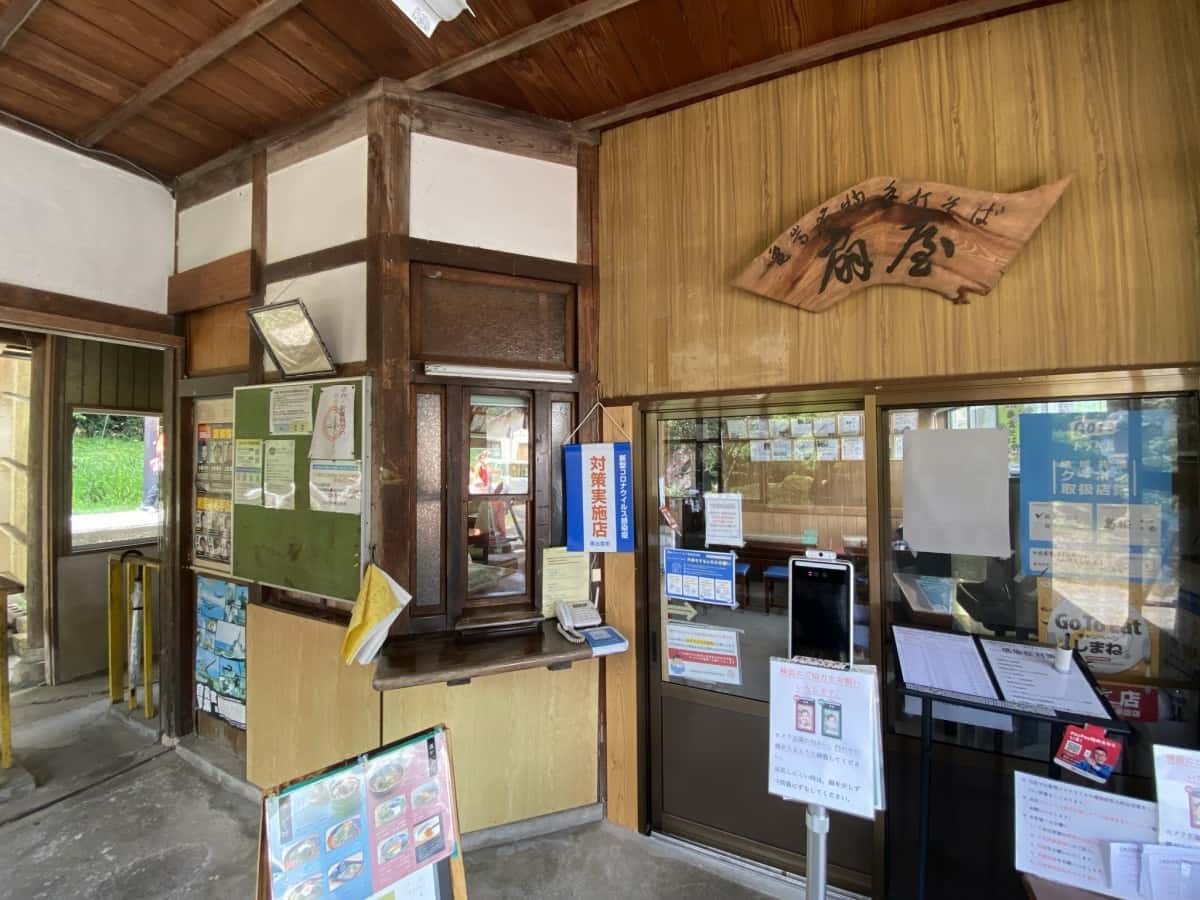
xmin=72 ymin=436 xmax=145 ymax=513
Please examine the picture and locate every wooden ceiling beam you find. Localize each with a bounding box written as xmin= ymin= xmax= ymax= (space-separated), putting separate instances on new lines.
xmin=0 ymin=0 xmax=43 ymax=52
xmin=574 ymin=0 xmax=1059 ymax=131
xmin=403 ymin=0 xmax=643 ymax=92
xmin=78 ymin=0 xmax=305 ymax=147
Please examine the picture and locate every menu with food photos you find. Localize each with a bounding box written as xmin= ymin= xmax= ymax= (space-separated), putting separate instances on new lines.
xmin=264 ymin=728 xmax=458 ymax=900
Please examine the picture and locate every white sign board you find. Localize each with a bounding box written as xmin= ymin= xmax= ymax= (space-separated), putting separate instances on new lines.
xmin=768 ymin=658 xmax=884 ymax=820
xmin=980 ymin=640 xmax=1110 ymax=720
xmin=666 ymin=622 xmax=741 ymax=685
xmin=1153 ymin=745 xmax=1200 ymax=849
xmin=1014 ymin=771 xmax=1157 ymax=898
xmin=703 ymin=492 xmax=743 ymax=546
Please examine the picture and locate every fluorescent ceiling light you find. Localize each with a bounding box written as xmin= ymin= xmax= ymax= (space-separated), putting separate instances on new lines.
xmin=391 ymin=0 xmax=474 ymax=38
xmin=424 ymin=363 xmax=576 ymax=385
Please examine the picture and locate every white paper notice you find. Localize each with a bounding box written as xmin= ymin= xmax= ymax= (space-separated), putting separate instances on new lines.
xmin=981 ymin=640 xmax=1110 ymax=719
xmin=1142 ymin=843 xmax=1200 ymax=899
xmin=1153 ymin=745 xmax=1200 ymax=849
xmin=902 ymin=428 xmax=1012 ymax=558
xmin=1014 ymin=772 xmax=1157 ymax=896
xmin=268 ymin=384 xmax=313 ymax=435
xmin=309 ymin=460 xmax=362 ymax=514
xmin=262 ymin=440 xmax=296 ymax=510
xmin=233 ymin=439 xmax=262 ymax=505
xmin=749 ymin=440 xmax=771 ymax=462
xmin=768 ymin=658 xmax=883 ymax=820
xmin=1105 ymin=843 xmax=1142 ymax=900
xmin=893 ymin=626 xmax=997 ymax=699
xmin=666 ymin=622 xmax=742 ymax=685
xmin=703 ymin=493 xmax=744 ymax=546
xmin=309 ymin=384 xmax=356 ymax=460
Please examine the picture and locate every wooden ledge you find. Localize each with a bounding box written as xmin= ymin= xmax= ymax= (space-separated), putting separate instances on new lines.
xmin=373 ymin=620 xmax=593 ymax=691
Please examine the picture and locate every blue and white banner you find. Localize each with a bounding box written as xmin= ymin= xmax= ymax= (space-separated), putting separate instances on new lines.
xmin=565 ymin=442 xmax=635 ymax=553
xmin=663 ymin=548 xmax=737 ymax=608
xmin=1019 ymin=410 xmax=1175 ymax=582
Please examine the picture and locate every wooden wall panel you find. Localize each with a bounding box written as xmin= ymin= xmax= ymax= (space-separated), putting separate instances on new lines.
xmin=61 ymin=337 xmax=164 ymax=411
xmin=381 ymin=661 xmax=599 ymax=834
xmin=598 ymin=0 xmax=1200 ymax=399
xmin=602 ymin=405 xmax=639 ymax=831
xmin=185 ymin=300 xmax=251 ymax=376
xmin=246 ymin=604 xmax=382 ymax=789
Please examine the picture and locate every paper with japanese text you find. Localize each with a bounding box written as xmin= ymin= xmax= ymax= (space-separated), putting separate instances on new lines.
xmin=703 ymin=493 xmax=743 ymax=547
xmin=1153 ymin=745 xmax=1200 ymax=849
xmin=981 ymin=640 xmax=1110 ymax=720
xmin=269 ymin=384 xmax=313 ymax=435
xmin=1014 ymin=771 xmax=1156 ymax=897
xmin=768 ymin=657 xmax=883 ymax=819
xmin=310 ymin=384 xmax=356 ymax=460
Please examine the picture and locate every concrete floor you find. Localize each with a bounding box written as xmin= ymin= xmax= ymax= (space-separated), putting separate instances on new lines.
xmin=465 ymin=823 xmax=787 ymax=900
xmin=1 ymin=677 xmax=794 ymax=900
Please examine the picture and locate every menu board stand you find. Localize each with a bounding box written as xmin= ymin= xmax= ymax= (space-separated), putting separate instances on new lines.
xmin=256 ymin=724 xmax=466 ymax=900
xmin=891 ymin=626 xmax=1131 ymax=900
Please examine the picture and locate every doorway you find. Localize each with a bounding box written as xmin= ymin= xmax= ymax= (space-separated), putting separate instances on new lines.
xmin=644 ymin=401 xmax=875 ymax=896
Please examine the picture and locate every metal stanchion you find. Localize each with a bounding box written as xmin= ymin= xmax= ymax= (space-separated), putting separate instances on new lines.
xmin=806 ymin=804 xmax=830 ymax=900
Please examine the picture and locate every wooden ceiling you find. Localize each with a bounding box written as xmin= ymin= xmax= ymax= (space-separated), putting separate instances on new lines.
xmin=0 ymin=0 xmax=1046 ymax=180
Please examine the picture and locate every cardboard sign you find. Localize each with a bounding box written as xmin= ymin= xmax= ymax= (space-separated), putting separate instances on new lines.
xmin=1053 ymin=724 xmax=1121 ymax=783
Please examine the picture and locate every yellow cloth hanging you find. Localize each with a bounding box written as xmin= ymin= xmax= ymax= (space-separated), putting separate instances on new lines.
xmin=342 ymin=563 xmax=411 ymax=665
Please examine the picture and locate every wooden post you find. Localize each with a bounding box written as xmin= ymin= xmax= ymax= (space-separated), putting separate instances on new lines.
xmin=366 ymin=94 xmax=413 ymax=626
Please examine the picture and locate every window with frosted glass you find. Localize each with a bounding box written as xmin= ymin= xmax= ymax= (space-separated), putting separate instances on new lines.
xmin=414 ymin=391 xmax=443 ymax=609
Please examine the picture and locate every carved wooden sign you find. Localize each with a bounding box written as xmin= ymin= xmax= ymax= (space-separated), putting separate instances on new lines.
xmin=732 ymin=176 xmax=1071 ymax=312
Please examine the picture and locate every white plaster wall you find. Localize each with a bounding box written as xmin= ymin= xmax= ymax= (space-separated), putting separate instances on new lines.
xmin=410 ymin=134 xmax=577 ymax=263
xmin=177 ymin=185 xmax=252 ymax=271
xmin=0 ymin=126 xmax=174 ymax=312
xmin=264 ymin=263 xmax=367 ymax=367
xmin=267 ymin=137 xmax=368 ymax=263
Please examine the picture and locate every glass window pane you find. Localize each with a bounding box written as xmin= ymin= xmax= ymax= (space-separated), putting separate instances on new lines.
xmin=468 ymin=395 xmax=530 ymax=496
xmin=655 ymin=408 xmax=872 ymax=704
xmin=466 ymin=499 xmax=527 ymax=598
xmin=884 ymin=394 xmax=1200 ymax=774
xmin=71 ymin=413 xmax=163 ymax=548
xmin=414 ymin=392 xmax=442 ymax=609
xmin=550 ymin=400 xmax=573 ymax=547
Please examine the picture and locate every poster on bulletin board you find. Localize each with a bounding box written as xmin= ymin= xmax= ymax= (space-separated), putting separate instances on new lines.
xmin=564 ymin=442 xmax=634 ymax=553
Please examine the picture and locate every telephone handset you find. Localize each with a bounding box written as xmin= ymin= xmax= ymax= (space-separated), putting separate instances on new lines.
xmin=556 ymin=600 xmax=601 ymax=643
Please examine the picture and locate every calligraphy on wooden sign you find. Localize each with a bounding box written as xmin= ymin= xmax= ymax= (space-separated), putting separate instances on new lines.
xmin=732 ymin=176 xmax=1071 ymax=312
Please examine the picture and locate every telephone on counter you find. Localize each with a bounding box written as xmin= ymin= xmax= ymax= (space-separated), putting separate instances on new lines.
xmin=556 ymin=600 xmax=601 ymax=643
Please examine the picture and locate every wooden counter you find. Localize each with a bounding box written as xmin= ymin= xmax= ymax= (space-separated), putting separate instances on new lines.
xmin=373 ymin=620 xmax=593 ymax=691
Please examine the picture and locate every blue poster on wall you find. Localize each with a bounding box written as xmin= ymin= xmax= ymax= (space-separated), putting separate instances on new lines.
xmin=1018 ymin=410 xmax=1176 ymax=582
xmin=663 ymin=548 xmax=737 ymax=607
xmin=195 ymin=576 xmax=248 ymax=728
xmin=565 ymin=442 xmax=635 ymax=553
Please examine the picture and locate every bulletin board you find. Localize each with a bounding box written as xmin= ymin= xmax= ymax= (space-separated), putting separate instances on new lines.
xmin=232 ymin=376 xmax=371 ymax=602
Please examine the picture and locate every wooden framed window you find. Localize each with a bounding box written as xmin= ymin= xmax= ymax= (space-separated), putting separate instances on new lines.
xmin=410 ymin=382 xmax=575 ymax=632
